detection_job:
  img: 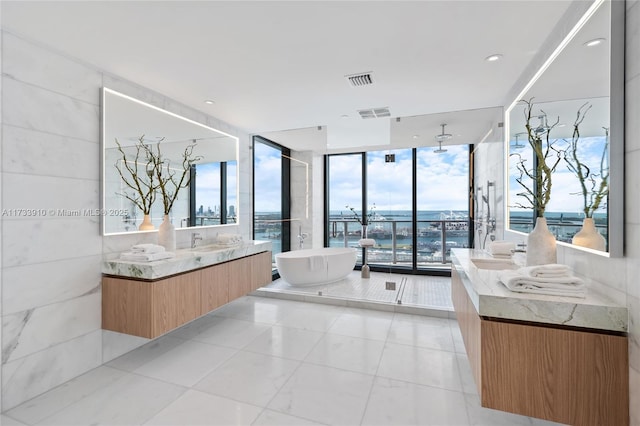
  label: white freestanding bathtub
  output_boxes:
[275,247,358,286]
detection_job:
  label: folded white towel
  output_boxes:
[518,264,572,278]
[308,255,326,271]
[358,238,376,247]
[498,270,586,298]
[489,241,515,256]
[120,251,175,262]
[130,243,165,254]
[490,253,513,259]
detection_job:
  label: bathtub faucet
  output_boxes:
[297,227,309,249]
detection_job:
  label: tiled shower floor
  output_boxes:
[255,271,454,316]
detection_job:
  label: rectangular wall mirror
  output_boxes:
[505,0,624,257]
[101,88,239,235]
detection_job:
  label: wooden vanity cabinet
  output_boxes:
[200,262,230,315]
[452,266,629,426]
[103,251,272,339]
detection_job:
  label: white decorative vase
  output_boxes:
[158,214,176,251]
[139,214,155,231]
[572,217,606,251]
[526,217,557,266]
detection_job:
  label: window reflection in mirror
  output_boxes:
[509,99,609,246]
[102,88,239,235]
[191,160,238,227]
[505,0,623,255]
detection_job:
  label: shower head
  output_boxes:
[433,140,448,154]
[512,133,526,150]
[433,124,450,153]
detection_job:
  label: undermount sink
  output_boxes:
[192,245,224,252]
[470,258,518,271]
[192,244,243,252]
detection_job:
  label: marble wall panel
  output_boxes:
[2,218,102,268]
[2,174,98,214]
[2,331,102,410]
[2,77,98,143]
[628,0,640,81]
[625,77,640,154]
[2,255,101,315]
[2,292,101,363]
[626,150,640,226]
[2,126,99,180]
[2,32,102,104]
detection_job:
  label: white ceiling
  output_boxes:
[2,0,579,152]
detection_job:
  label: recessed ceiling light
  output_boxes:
[340,114,349,119]
[584,38,605,47]
[412,135,419,139]
[204,99,215,105]
[485,54,503,62]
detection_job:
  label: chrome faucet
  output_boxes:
[297,226,308,249]
[191,232,202,248]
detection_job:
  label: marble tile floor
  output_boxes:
[2,296,564,426]
[255,271,455,317]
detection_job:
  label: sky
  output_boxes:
[194,161,237,213]
[328,145,470,215]
[253,143,471,215]
[254,142,283,212]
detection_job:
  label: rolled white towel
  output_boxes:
[498,270,586,298]
[358,238,376,247]
[488,240,515,256]
[131,243,165,254]
[120,251,175,262]
[518,264,573,279]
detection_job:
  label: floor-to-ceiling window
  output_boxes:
[326,153,364,261]
[415,144,471,264]
[365,149,414,270]
[326,145,471,273]
[253,136,290,267]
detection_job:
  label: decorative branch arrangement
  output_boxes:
[114,136,202,216]
[346,203,376,225]
[510,98,564,217]
[150,141,203,215]
[114,136,158,215]
[563,103,609,218]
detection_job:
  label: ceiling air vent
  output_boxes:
[358,107,391,119]
[346,72,374,87]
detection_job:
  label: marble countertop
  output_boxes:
[451,248,627,333]
[103,240,272,280]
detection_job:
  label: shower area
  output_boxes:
[255,142,474,315]
[257,270,454,316]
